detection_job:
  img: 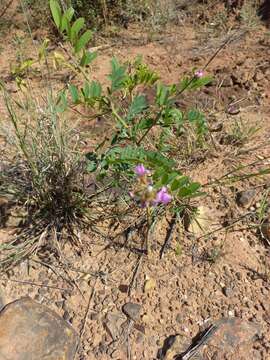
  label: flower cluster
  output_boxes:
[130,164,172,208]
[194,69,204,78]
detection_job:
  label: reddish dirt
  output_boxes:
[1,1,270,360]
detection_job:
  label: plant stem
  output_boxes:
[145,206,152,255]
[136,110,162,145]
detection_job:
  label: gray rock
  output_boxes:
[158,318,261,360]
[104,312,126,341]
[122,302,142,321]
[0,286,5,312]
[0,297,79,360]
[261,218,270,242]
[236,189,255,207]
[222,286,234,297]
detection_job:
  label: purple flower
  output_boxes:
[154,187,172,205]
[195,69,204,78]
[135,164,150,177]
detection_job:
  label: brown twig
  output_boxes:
[5,278,71,292]
[80,279,97,340]
[178,324,218,360]
[0,0,14,19]
[128,255,143,296]
[160,215,178,259]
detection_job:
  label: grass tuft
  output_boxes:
[0,87,90,269]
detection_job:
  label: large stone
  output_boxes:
[122,302,142,322]
[194,318,261,359]
[236,189,255,208]
[0,297,79,360]
[158,318,261,360]
[0,286,5,311]
[104,312,126,341]
[186,206,212,236]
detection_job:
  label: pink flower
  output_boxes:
[135,164,150,177]
[154,187,172,205]
[195,69,204,78]
[129,191,135,198]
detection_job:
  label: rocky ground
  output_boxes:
[1,1,270,359]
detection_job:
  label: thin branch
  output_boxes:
[0,0,14,19]
[128,255,143,296]
[5,278,71,292]
[160,215,178,259]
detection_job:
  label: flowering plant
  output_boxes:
[131,164,172,208]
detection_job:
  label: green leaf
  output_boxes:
[167,108,183,125]
[105,146,175,170]
[156,83,170,106]
[80,50,97,67]
[70,17,85,44]
[127,95,148,121]
[65,7,74,21]
[60,16,69,33]
[188,109,201,123]
[171,176,189,191]
[154,170,181,189]
[190,76,213,89]
[69,84,79,103]
[60,8,74,32]
[179,76,213,92]
[136,118,154,130]
[89,80,102,98]
[49,0,62,29]
[82,81,102,103]
[86,152,98,172]
[56,91,68,113]
[178,182,201,198]
[74,30,92,53]
[108,58,127,92]
[161,173,169,185]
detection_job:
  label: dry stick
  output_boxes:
[179,324,218,360]
[5,278,71,292]
[32,259,86,301]
[31,258,75,289]
[160,215,178,259]
[237,140,270,155]
[80,279,97,339]
[196,211,253,241]
[126,320,134,360]
[74,279,98,358]
[128,255,144,296]
[60,262,87,302]
[0,0,14,19]
[203,156,270,187]
[61,262,108,281]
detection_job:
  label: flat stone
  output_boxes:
[261,218,270,242]
[0,286,5,312]
[0,297,79,360]
[122,302,142,321]
[222,286,234,297]
[195,318,261,360]
[144,278,156,292]
[157,318,261,360]
[236,189,255,207]
[104,312,126,341]
[186,206,212,236]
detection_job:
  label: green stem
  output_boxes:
[110,100,128,128]
[136,109,162,146]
